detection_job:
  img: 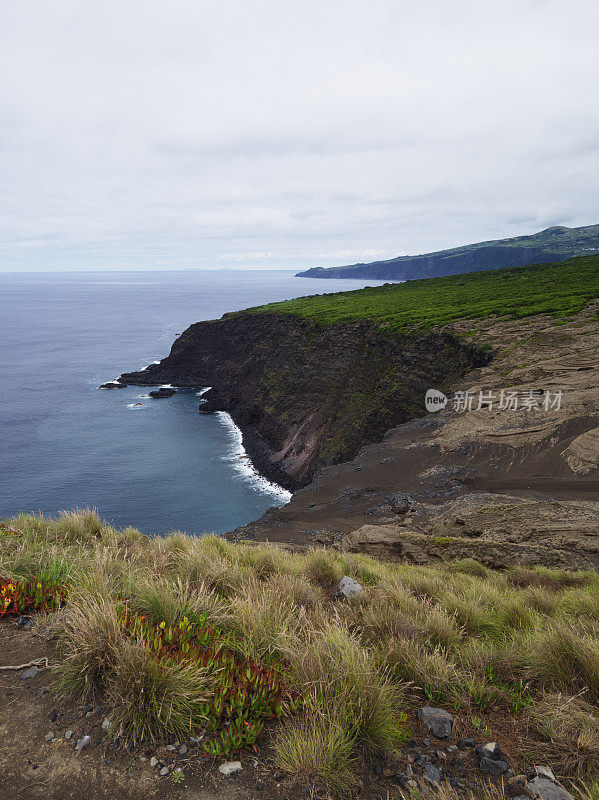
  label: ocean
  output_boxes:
[0,270,386,535]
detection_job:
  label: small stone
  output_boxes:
[159,766,169,776]
[101,718,111,731]
[178,744,188,755]
[75,735,91,756]
[423,737,431,747]
[526,778,575,800]
[475,742,502,761]
[446,745,457,753]
[17,615,35,629]
[190,735,203,743]
[65,730,73,740]
[392,773,409,787]
[48,710,58,723]
[332,575,363,599]
[45,732,54,741]
[150,757,159,768]
[82,704,93,716]
[418,707,454,740]
[424,763,441,785]
[51,737,58,743]
[218,761,242,776]
[459,738,476,748]
[435,750,447,762]
[535,766,556,782]
[20,666,39,681]
[480,758,509,778]
[166,744,176,752]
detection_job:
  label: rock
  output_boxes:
[148,387,176,398]
[218,761,242,776]
[475,742,502,761]
[423,763,441,785]
[418,706,454,740]
[526,777,575,800]
[423,737,431,747]
[150,757,159,768]
[20,666,39,680]
[75,735,91,756]
[179,745,188,755]
[392,773,409,787]
[16,615,34,629]
[166,744,176,751]
[535,766,556,782]
[99,381,126,389]
[101,718,111,730]
[458,738,476,748]
[416,755,428,767]
[45,732,54,741]
[446,745,457,753]
[480,758,509,777]
[65,730,73,740]
[190,735,203,743]
[332,575,363,599]
[159,766,170,776]
[385,492,413,514]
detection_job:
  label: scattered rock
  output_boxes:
[480,758,509,778]
[178,744,188,755]
[392,773,409,787]
[418,706,454,740]
[332,575,363,599]
[218,761,242,776]
[65,730,73,740]
[150,757,159,768]
[423,737,431,747]
[458,738,476,748]
[423,763,441,785]
[75,735,91,756]
[16,615,34,629]
[159,766,170,776]
[166,744,176,752]
[535,766,556,782]
[101,718,111,731]
[45,732,54,741]
[475,742,502,761]
[526,777,575,800]
[20,666,39,680]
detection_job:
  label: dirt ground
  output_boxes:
[228,302,599,569]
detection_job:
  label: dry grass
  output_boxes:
[2,509,599,793]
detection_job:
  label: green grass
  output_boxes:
[2,510,599,793]
[243,254,599,331]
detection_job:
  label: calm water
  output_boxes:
[0,270,386,535]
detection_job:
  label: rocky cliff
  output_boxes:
[118,313,491,489]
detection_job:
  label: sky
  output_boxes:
[1,0,598,272]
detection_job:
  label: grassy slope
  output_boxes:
[249,254,599,331]
[2,510,599,795]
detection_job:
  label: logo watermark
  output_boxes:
[425,388,563,413]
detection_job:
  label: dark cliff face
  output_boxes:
[119,313,492,489]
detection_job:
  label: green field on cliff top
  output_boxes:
[246,254,599,330]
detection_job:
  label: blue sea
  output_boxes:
[0,270,386,535]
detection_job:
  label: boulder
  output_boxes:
[148,387,176,398]
[480,758,509,777]
[475,742,502,761]
[418,706,453,740]
[333,575,363,599]
[218,761,242,776]
[98,381,126,389]
[527,777,575,800]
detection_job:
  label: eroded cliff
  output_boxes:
[118,313,491,488]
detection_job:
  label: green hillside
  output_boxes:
[248,253,599,331]
[296,224,599,281]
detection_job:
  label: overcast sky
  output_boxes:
[1,1,598,271]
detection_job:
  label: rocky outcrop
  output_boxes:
[118,313,491,489]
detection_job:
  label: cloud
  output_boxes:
[1,0,598,270]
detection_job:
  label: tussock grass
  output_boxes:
[2,510,599,793]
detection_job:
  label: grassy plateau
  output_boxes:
[2,510,599,796]
[247,253,599,331]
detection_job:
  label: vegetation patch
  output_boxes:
[2,509,599,794]
[243,254,599,331]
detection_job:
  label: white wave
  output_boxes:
[196,386,212,397]
[160,384,174,389]
[127,403,146,409]
[141,360,161,371]
[215,411,292,503]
